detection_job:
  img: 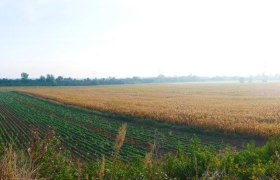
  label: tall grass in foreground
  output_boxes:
[1,124,280,179]
[113,123,127,162]
[0,145,36,179]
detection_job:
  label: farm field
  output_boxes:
[17,83,280,137]
[0,91,263,161]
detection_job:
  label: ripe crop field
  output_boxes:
[0,91,262,161]
[18,83,280,137]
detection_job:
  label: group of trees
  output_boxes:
[0,73,279,86]
[239,73,270,83]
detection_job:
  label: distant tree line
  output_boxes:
[0,73,279,86]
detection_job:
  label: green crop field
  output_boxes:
[0,91,265,161]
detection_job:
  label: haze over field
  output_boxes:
[1,0,280,78]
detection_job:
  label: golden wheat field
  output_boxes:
[17,83,280,137]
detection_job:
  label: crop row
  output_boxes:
[0,92,148,161]
[0,91,255,161]
[10,92,228,151]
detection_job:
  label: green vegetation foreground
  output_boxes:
[0,128,280,180]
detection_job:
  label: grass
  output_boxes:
[17,83,280,137]
[0,127,280,179]
[0,145,36,179]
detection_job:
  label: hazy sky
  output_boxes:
[1,0,280,78]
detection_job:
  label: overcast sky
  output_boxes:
[0,0,280,78]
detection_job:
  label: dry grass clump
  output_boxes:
[0,146,37,180]
[144,144,155,168]
[17,83,280,136]
[113,123,127,162]
[98,155,106,180]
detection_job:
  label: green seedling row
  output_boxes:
[0,91,259,161]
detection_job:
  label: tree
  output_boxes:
[46,74,56,84]
[39,76,46,82]
[21,72,29,81]
[56,76,64,82]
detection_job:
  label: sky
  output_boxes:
[0,0,280,79]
